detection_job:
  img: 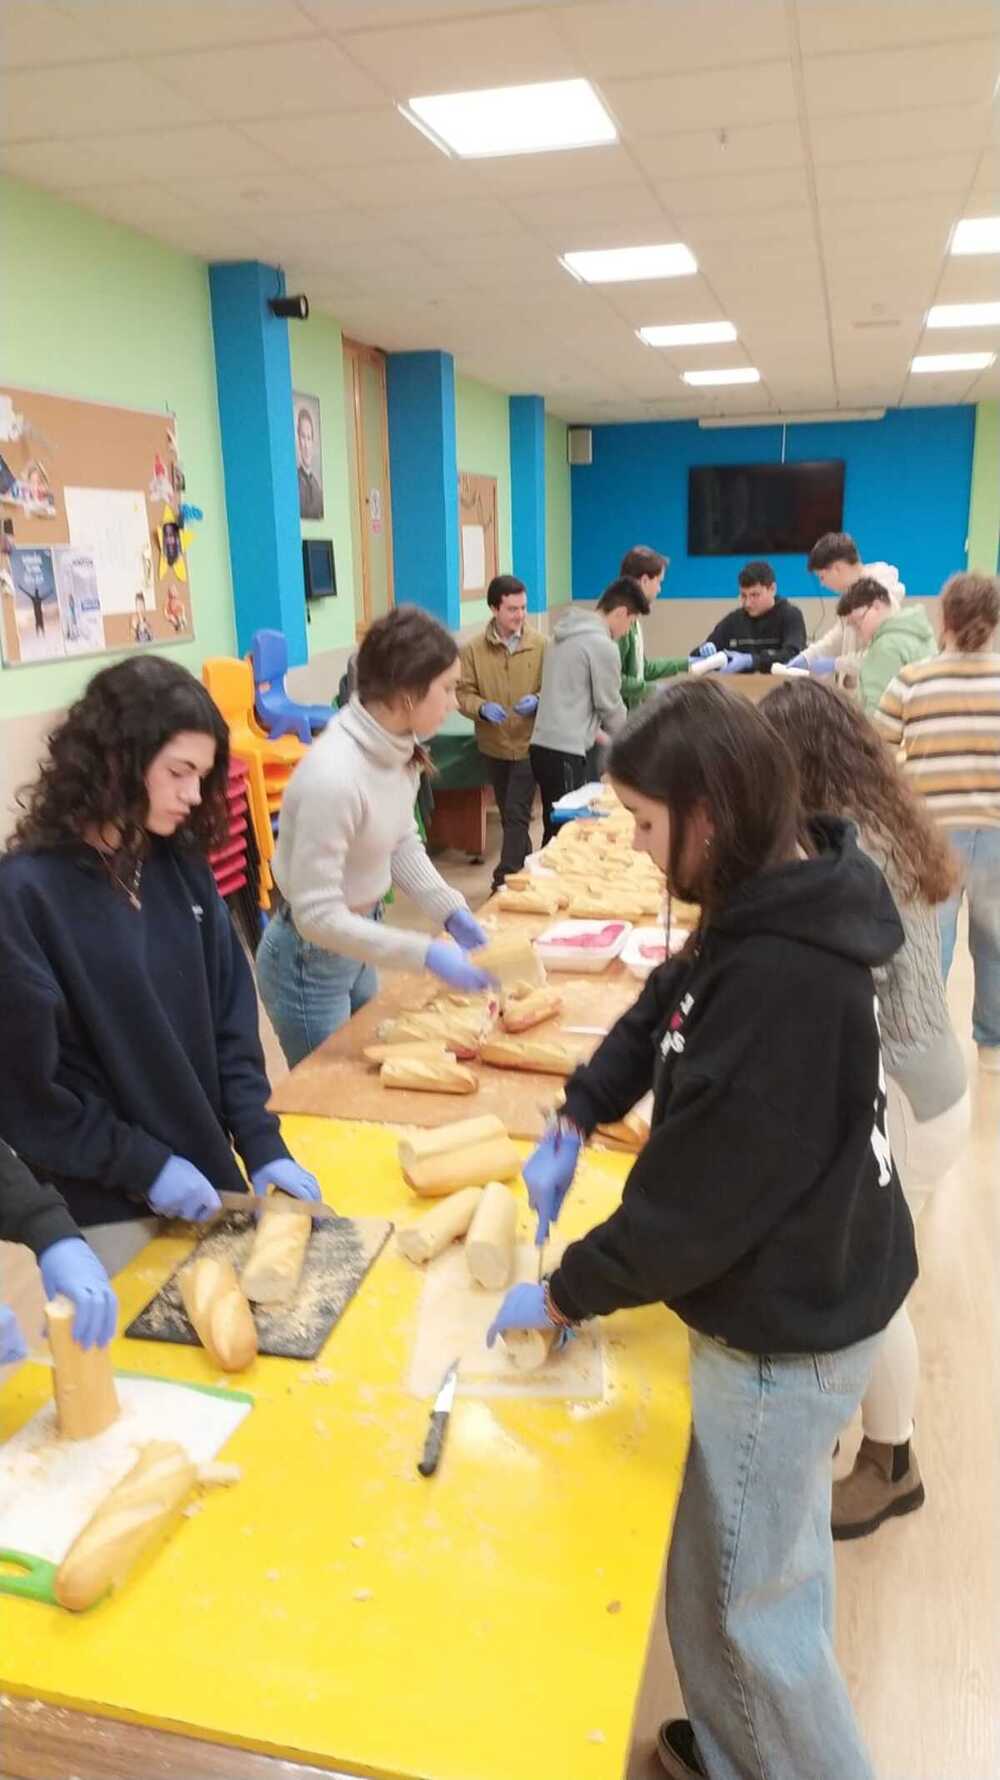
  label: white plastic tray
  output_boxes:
[534,918,632,973]
[551,781,605,811]
[620,924,688,980]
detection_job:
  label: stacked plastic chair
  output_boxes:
[250,629,332,742]
[202,657,307,905]
[208,756,263,950]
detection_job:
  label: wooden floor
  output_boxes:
[3,803,995,1780]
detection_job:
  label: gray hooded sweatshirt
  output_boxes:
[530,608,628,756]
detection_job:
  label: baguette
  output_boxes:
[398,1114,506,1171]
[500,986,563,1033]
[45,1296,119,1441]
[396,1187,483,1264]
[178,1256,258,1372]
[500,1327,556,1372]
[464,1179,518,1290]
[595,1109,651,1151]
[240,1201,312,1307]
[472,932,546,990]
[402,1137,521,1197]
[363,1038,455,1065]
[380,1054,478,1094]
[496,882,568,916]
[55,1441,197,1611]
[479,1035,578,1076]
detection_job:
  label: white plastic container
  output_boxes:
[534,919,632,974]
[621,925,688,981]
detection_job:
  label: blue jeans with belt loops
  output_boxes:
[256,904,382,1069]
[666,1329,882,1780]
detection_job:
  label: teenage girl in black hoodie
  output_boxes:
[488,680,916,1780]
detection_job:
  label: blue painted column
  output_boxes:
[208,261,306,664]
[385,350,459,628]
[509,394,547,614]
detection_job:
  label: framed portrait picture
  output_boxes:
[293,391,324,521]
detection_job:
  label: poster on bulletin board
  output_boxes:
[0,384,197,669]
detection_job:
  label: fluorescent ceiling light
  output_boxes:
[951,216,1000,255]
[910,351,996,373]
[682,367,760,386]
[561,242,697,284]
[639,321,737,347]
[699,409,885,428]
[927,301,1000,329]
[400,78,616,160]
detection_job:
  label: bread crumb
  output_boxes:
[198,1460,242,1487]
[182,1500,206,1518]
[606,1599,622,1614]
[265,1569,281,1582]
[350,1535,365,1548]
[586,1729,605,1744]
[352,1587,373,1602]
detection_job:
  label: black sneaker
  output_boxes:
[656,1718,708,1778]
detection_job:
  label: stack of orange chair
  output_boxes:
[202,657,307,907]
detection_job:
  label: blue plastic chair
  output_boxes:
[250,630,332,743]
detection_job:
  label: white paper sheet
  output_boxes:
[461,522,486,592]
[64,486,154,615]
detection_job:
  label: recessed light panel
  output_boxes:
[561,243,697,284]
[682,367,760,386]
[951,217,1000,256]
[910,352,996,373]
[401,78,617,159]
[638,321,737,347]
[927,302,1000,329]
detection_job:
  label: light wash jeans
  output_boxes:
[938,826,1000,1049]
[666,1329,882,1780]
[256,904,381,1069]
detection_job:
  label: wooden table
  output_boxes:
[0,1117,690,1780]
[268,908,643,1140]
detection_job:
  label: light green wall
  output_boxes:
[454,374,513,629]
[0,178,235,719]
[288,312,358,656]
[545,414,572,607]
[967,400,1000,572]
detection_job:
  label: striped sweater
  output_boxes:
[874,651,1000,830]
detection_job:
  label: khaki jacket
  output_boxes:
[457,620,547,760]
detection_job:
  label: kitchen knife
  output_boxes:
[418,1358,459,1477]
[210,1191,339,1223]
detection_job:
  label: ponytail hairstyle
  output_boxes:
[940,571,1000,653]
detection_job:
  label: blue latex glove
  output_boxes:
[721,651,754,675]
[426,939,493,993]
[0,1304,27,1366]
[486,1282,557,1347]
[808,656,837,677]
[692,642,716,659]
[480,702,507,724]
[148,1155,221,1222]
[786,652,807,671]
[513,693,538,717]
[523,1125,582,1245]
[444,907,489,952]
[250,1157,321,1202]
[39,1238,117,1350]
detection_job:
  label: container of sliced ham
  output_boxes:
[533,919,632,973]
[620,925,689,980]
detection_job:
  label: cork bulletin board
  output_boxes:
[459,470,499,602]
[0,384,195,669]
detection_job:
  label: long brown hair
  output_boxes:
[607,679,804,916]
[760,679,956,905]
[941,571,1000,652]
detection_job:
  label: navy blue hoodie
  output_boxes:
[550,819,917,1354]
[0,839,288,1228]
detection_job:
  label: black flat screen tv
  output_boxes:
[302,537,336,598]
[688,460,845,556]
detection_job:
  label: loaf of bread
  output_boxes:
[396,1187,483,1264]
[479,1035,578,1076]
[595,1109,651,1151]
[240,1202,312,1307]
[380,1054,478,1094]
[472,932,546,990]
[500,1327,556,1371]
[55,1441,197,1611]
[501,986,562,1033]
[398,1114,521,1197]
[496,881,568,916]
[178,1256,258,1372]
[45,1295,119,1441]
[363,1038,455,1065]
[464,1179,518,1290]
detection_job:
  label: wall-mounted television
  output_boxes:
[688,460,845,556]
[302,538,336,599]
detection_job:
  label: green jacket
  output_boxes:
[618,623,687,710]
[858,606,937,714]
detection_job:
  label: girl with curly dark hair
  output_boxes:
[0,655,320,1271]
[761,678,969,1544]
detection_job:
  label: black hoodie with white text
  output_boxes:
[550,819,917,1354]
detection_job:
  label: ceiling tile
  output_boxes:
[602,275,724,325]
[654,167,811,219]
[141,209,271,261]
[339,11,580,96]
[682,206,814,248]
[508,184,671,244]
[164,169,350,216]
[556,1,789,78]
[302,0,580,25]
[631,121,805,181]
[2,59,202,140]
[352,195,527,241]
[808,102,995,166]
[322,155,482,206]
[242,105,463,171]
[0,1,118,66]
[815,153,980,207]
[0,135,139,187]
[7,124,279,185]
[144,37,385,121]
[58,0,316,54]
[475,143,639,197]
[797,1,999,56]
[602,60,797,135]
[803,39,1000,117]
[934,258,1000,303]
[61,180,188,231]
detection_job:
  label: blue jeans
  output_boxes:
[256,905,380,1069]
[938,827,1000,1049]
[666,1330,881,1780]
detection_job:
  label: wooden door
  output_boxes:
[342,339,394,636]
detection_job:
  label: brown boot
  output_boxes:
[832,1436,925,1540]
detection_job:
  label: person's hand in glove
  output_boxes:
[148,1155,221,1222]
[523,1122,582,1245]
[479,702,507,724]
[39,1238,117,1349]
[808,656,837,677]
[721,651,754,675]
[250,1158,321,1202]
[426,939,494,994]
[444,907,488,952]
[486,1282,557,1346]
[691,642,716,659]
[0,1304,27,1367]
[786,652,807,671]
[513,694,538,717]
